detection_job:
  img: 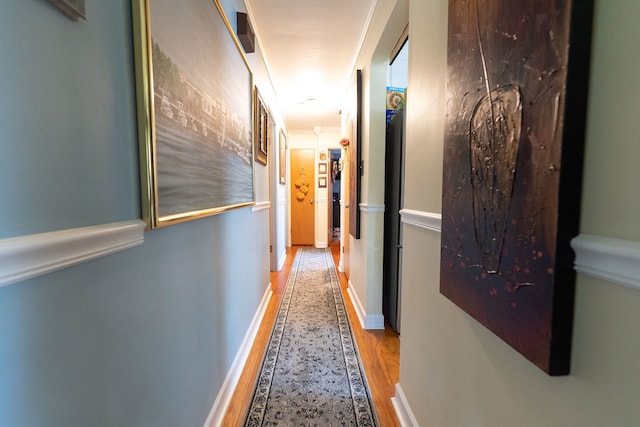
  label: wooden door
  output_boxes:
[290,149,315,245]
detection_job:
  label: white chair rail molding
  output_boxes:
[0,220,146,288]
[571,234,640,292]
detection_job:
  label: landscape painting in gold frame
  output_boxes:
[132,0,255,228]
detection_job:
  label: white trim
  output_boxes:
[345,0,378,99]
[251,201,271,212]
[364,313,385,329]
[0,220,146,288]
[571,234,640,292]
[392,384,420,427]
[347,280,385,330]
[204,284,273,427]
[359,203,385,213]
[347,281,365,327]
[277,249,287,272]
[400,209,442,232]
[244,5,287,135]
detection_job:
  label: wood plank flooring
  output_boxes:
[221,243,401,426]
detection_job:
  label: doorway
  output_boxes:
[329,149,342,246]
[290,149,316,245]
[382,36,408,333]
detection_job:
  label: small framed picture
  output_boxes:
[318,162,327,175]
[318,176,327,188]
[254,87,268,165]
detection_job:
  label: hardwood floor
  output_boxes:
[221,243,401,426]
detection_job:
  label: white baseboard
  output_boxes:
[277,250,287,272]
[204,284,273,427]
[0,220,146,288]
[364,314,385,329]
[392,384,420,427]
[347,281,366,328]
[347,280,384,330]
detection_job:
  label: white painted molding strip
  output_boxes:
[278,250,287,272]
[0,220,146,288]
[251,201,271,212]
[359,203,385,213]
[347,280,385,330]
[204,285,273,427]
[400,209,442,232]
[392,383,420,427]
[571,234,640,292]
[347,281,366,329]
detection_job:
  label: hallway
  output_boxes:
[4,1,640,426]
[223,243,400,425]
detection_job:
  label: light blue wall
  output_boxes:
[0,1,271,425]
[0,0,139,239]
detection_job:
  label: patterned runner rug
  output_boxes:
[244,248,378,426]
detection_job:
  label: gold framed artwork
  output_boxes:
[318,176,327,188]
[131,0,255,228]
[318,162,327,175]
[254,87,268,165]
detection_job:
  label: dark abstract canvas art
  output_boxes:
[349,70,363,239]
[440,0,593,375]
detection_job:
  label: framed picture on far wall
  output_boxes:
[131,0,255,228]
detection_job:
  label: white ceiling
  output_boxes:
[246,0,376,132]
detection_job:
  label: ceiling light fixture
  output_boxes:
[300,98,322,109]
